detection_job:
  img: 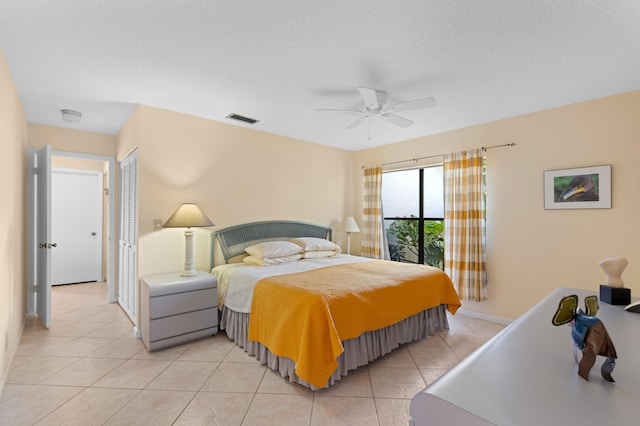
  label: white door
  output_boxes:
[118,150,137,323]
[51,169,103,285]
[33,145,53,328]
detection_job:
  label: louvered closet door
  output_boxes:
[118,149,137,322]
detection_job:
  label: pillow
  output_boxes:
[303,250,339,259]
[290,237,341,252]
[243,254,303,266]
[245,241,303,259]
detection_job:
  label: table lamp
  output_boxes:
[341,216,360,255]
[163,203,214,276]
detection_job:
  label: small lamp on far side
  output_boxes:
[341,216,360,255]
[163,203,214,277]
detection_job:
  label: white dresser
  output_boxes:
[410,287,640,425]
[140,270,218,351]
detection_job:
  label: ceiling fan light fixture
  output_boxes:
[61,109,82,123]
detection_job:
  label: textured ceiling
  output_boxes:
[1,1,639,151]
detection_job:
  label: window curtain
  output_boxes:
[361,166,388,259]
[443,149,488,301]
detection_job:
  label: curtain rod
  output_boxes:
[362,142,516,169]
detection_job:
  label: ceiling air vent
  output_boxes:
[61,109,82,123]
[226,113,259,125]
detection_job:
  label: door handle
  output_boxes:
[38,243,57,249]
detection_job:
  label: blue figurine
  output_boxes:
[552,295,617,382]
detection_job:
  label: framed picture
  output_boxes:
[544,165,611,209]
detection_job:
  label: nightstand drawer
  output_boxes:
[149,307,218,342]
[149,287,217,319]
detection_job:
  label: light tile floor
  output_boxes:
[1,282,504,425]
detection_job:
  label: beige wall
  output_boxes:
[122,105,356,282]
[52,156,105,171]
[0,50,28,391]
[355,91,640,320]
[117,107,140,161]
[29,123,117,157]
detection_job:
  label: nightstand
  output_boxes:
[140,270,218,351]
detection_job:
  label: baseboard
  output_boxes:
[0,315,28,400]
[456,307,513,326]
[0,364,7,400]
[133,327,142,339]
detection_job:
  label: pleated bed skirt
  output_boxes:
[220,304,450,390]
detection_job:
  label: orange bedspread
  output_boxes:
[247,260,461,388]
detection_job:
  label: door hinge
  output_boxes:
[33,166,39,175]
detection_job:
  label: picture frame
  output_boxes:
[544,165,611,210]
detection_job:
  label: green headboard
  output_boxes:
[210,220,332,266]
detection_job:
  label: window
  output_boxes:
[382,166,444,268]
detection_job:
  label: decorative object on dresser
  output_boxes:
[551,294,617,382]
[599,256,631,305]
[140,271,218,351]
[340,216,360,255]
[625,300,640,313]
[162,203,214,277]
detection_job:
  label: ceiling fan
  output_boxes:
[317,87,436,130]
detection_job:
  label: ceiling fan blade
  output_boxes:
[358,87,380,109]
[316,108,363,113]
[385,97,436,113]
[345,115,368,129]
[382,113,413,128]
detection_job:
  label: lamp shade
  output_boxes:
[341,216,360,233]
[163,203,214,228]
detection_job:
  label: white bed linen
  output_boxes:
[211,254,371,312]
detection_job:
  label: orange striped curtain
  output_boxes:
[444,149,488,301]
[362,166,385,259]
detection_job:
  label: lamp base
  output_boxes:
[181,229,197,277]
[600,284,631,305]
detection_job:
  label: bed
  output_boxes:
[210,220,461,390]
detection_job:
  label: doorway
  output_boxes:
[27,147,117,328]
[49,152,116,299]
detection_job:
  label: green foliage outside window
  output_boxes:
[387,217,444,269]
